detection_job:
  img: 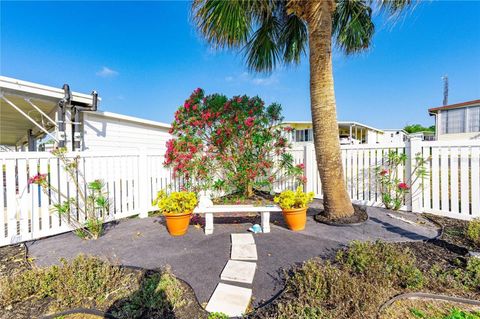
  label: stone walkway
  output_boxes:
[206,233,257,316]
[26,204,439,311]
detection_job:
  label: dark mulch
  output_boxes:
[425,214,479,251]
[212,189,275,206]
[313,205,368,225]
[398,241,467,272]
[2,297,52,319]
[0,244,30,277]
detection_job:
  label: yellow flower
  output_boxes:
[274,186,314,210]
[153,191,198,215]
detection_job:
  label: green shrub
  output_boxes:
[428,257,480,292]
[443,308,480,319]
[336,240,424,289]
[467,218,480,245]
[208,312,230,319]
[263,259,389,319]
[0,255,135,310]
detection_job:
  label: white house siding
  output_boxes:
[437,132,480,141]
[82,112,172,152]
[380,130,408,143]
[366,130,381,144]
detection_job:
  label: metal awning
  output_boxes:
[0,76,96,146]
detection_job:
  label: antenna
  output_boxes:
[441,75,448,106]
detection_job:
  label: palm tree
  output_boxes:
[192,0,412,219]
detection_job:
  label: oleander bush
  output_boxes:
[164,88,304,197]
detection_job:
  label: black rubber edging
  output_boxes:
[422,214,474,256]
[421,214,445,241]
[376,292,480,319]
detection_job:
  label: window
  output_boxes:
[468,106,480,132]
[441,108,465,134]
[294,129,313,142]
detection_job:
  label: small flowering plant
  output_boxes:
[153,190,198,215]
[274,186,314,210]
[29,147,108,239]
[375,151,427,210]
[164,89,304,197]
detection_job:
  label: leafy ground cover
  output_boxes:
[382,300,480,319]
[252,216,480,319]
[0,254,207,319]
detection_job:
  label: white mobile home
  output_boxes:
[0,76,171,152]
[429,99,480,141]
[82,111,171,152]
[380,129,409,143]
[282,120,384,145]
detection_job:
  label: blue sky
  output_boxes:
[1,1,479,129]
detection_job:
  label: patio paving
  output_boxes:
[26,202,439,309]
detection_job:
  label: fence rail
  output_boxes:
[1,139,479,246]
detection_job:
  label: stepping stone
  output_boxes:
[231,233,255,245]
[231,243,257,261]
[206,282,252,317]
[221,260,256,284]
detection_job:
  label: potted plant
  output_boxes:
[274,187,314,231]
[153,190,198,236]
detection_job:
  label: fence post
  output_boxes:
[138,149,149,218]
[406,136,422,213]
[303,145,308,192]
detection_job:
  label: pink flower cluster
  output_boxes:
[398,182,409,190]
[28,173,47,185]
[380,169,389,176]
[244,117,255,127]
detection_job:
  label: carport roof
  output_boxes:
[0,76,96,145]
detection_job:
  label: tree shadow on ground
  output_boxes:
[106,269,177,319]
[369,216,432,241]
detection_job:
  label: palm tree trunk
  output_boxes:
[306,0,354,218]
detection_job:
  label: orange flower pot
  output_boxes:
[164,212,192,236]
[282,207,307,231]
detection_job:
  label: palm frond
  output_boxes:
[333,0,375,54]
[279,14,308,64]
[243,14,282,72]
[192,0,254,48]
[374,0,414,15]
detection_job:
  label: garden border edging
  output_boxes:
[376,292,480,319]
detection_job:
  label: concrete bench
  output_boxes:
[193,204,282,235]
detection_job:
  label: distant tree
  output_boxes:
[404,124,435,134]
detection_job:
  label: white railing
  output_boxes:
[1,139,479,246]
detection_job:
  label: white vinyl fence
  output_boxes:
[1,138,479,246]
[0,151,175,246]
[302,138,480,221]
